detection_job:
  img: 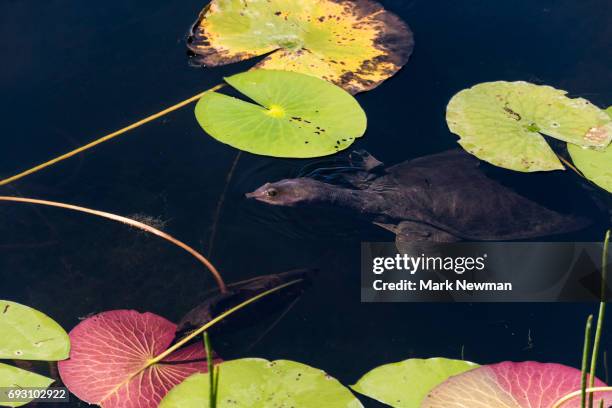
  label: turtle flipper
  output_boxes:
[349,150,384,171]
[323,150,384,189]
[301,150,383,190]
[375,221,460,255]
[395,221,460,243]
[374,221,460,243]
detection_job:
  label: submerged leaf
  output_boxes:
[177,268,312,337]
[0,363,54,408]
[568,106,612,193]
[58,310,217,408]
[421,361,612,407]
[188,0,413,94]
[0,300,69,361]
[159,358,363,408]
[195,70,367,157]
[447,81,612,172]
[351,358,478,407]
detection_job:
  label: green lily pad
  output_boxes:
[0,363,54,408]
[351,358,479,408]
[0,300,69,361]
[188,0,414,94]
[447,81,612,172]
[568,106,612,193]
[195,70,367,158]
[159,358,364,408]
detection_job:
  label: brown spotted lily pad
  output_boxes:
[188,0,414,94]
[159,359,364,408]
[447,81,612,172]
[195,70,367,157]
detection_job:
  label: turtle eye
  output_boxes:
[266,188,278,197]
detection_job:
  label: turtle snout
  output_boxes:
[245,183,272,200]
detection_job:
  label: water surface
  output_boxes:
[1,0,611,406]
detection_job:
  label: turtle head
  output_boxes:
[246,178,326,207]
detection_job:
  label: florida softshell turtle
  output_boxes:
[246,150,587,244]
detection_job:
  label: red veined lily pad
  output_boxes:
[58,310,219,408]
[421,361,612,408]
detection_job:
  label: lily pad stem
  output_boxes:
[555,230,611,408]
[204,332,218,408]
[146,279,302,367]
[208,151,241,258]
[582,315,594,408]
[589,230,610,407]
[0,196,227,293]
[553,387,612,408]
[0,84,225,186]
[557,155,585,178]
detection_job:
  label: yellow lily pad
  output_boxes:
[447,81,612,172]
[568,106,612,193]
[188,0,414,94]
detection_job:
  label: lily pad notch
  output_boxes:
[58,279,303,408]
[58,309,214,408]
[446,81,612,173]
[195,70,367,157]
[0,0,414,185]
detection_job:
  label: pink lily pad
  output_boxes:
[422,361,612,407]
[58,310,217,408]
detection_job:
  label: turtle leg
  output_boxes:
[374,220,461,244]
[349,150,384,171]
[379,221,461,255]
[375,221,460,255]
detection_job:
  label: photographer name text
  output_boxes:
[373,279,512,291]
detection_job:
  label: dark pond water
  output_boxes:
[1,0,611,406]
